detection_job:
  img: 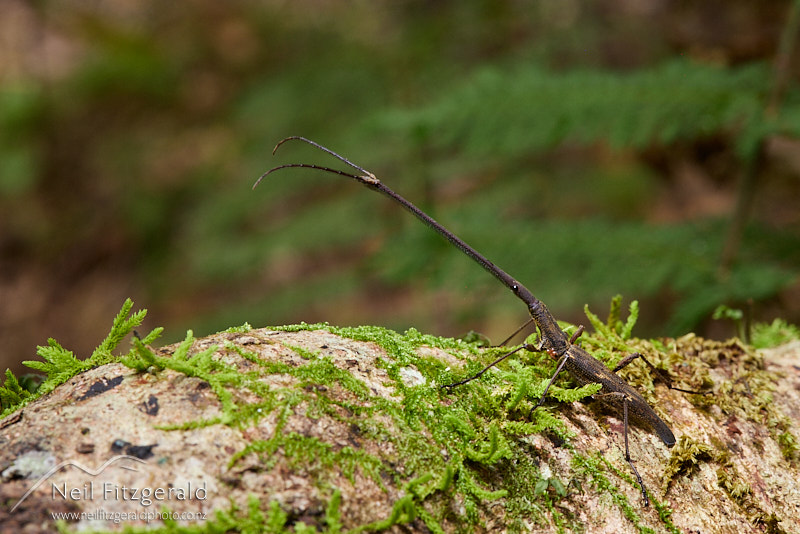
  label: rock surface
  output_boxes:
[1,328,799,533]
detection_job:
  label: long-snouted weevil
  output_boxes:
[255,136,695,507]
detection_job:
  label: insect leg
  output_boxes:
[496,317,534,347]
[595,391,650,506]
[623,393,650,507]
[568,325,585,344]
[613,353,709,395]
[442,344,537,389]
[528,351,572,419]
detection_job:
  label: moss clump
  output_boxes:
[751,318,800,349]
[662,436,715,492]
[9,296,800,532]
[1,298,149,418]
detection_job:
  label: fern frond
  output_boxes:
[383,59,774,157]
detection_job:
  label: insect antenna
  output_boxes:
[253,137,378,190]
[255,136,570,357]
[253,163,362,190]
[274,136,373,175]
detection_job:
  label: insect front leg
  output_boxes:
[441,344,533,389]
[528,350,572,419]
[496,317,535,347]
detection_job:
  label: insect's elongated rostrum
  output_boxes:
[255,136,676,507]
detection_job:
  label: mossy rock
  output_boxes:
[1,315,800,533]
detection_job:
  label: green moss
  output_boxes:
[248,322,601,530]
[123,330,248,423]
[248,307,692,532]
[777,431,799,460]
[222,323,254,334]
[673,335,800,462]
[752,318,800,348]
[1,298,149,419]
[585,297,800,470]
[17,296,800,533]
[662,436,715,493]
[579,298,797,531]
[236,432,386,486]
[659,434,789,532]
[0,369,34,411]
[571,453,656,534]
[716,467,752,501]
[503,449,579,533]
[715,462,786,532]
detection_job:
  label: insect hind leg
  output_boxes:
[594,390,650,506]
[613,352,709,395]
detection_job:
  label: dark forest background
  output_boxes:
[1,0,799,377]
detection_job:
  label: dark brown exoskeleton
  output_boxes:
[255,136,688,506]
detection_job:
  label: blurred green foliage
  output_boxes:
[752,318,800,348]
[1,1,798,360]
[377,60,778,157]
